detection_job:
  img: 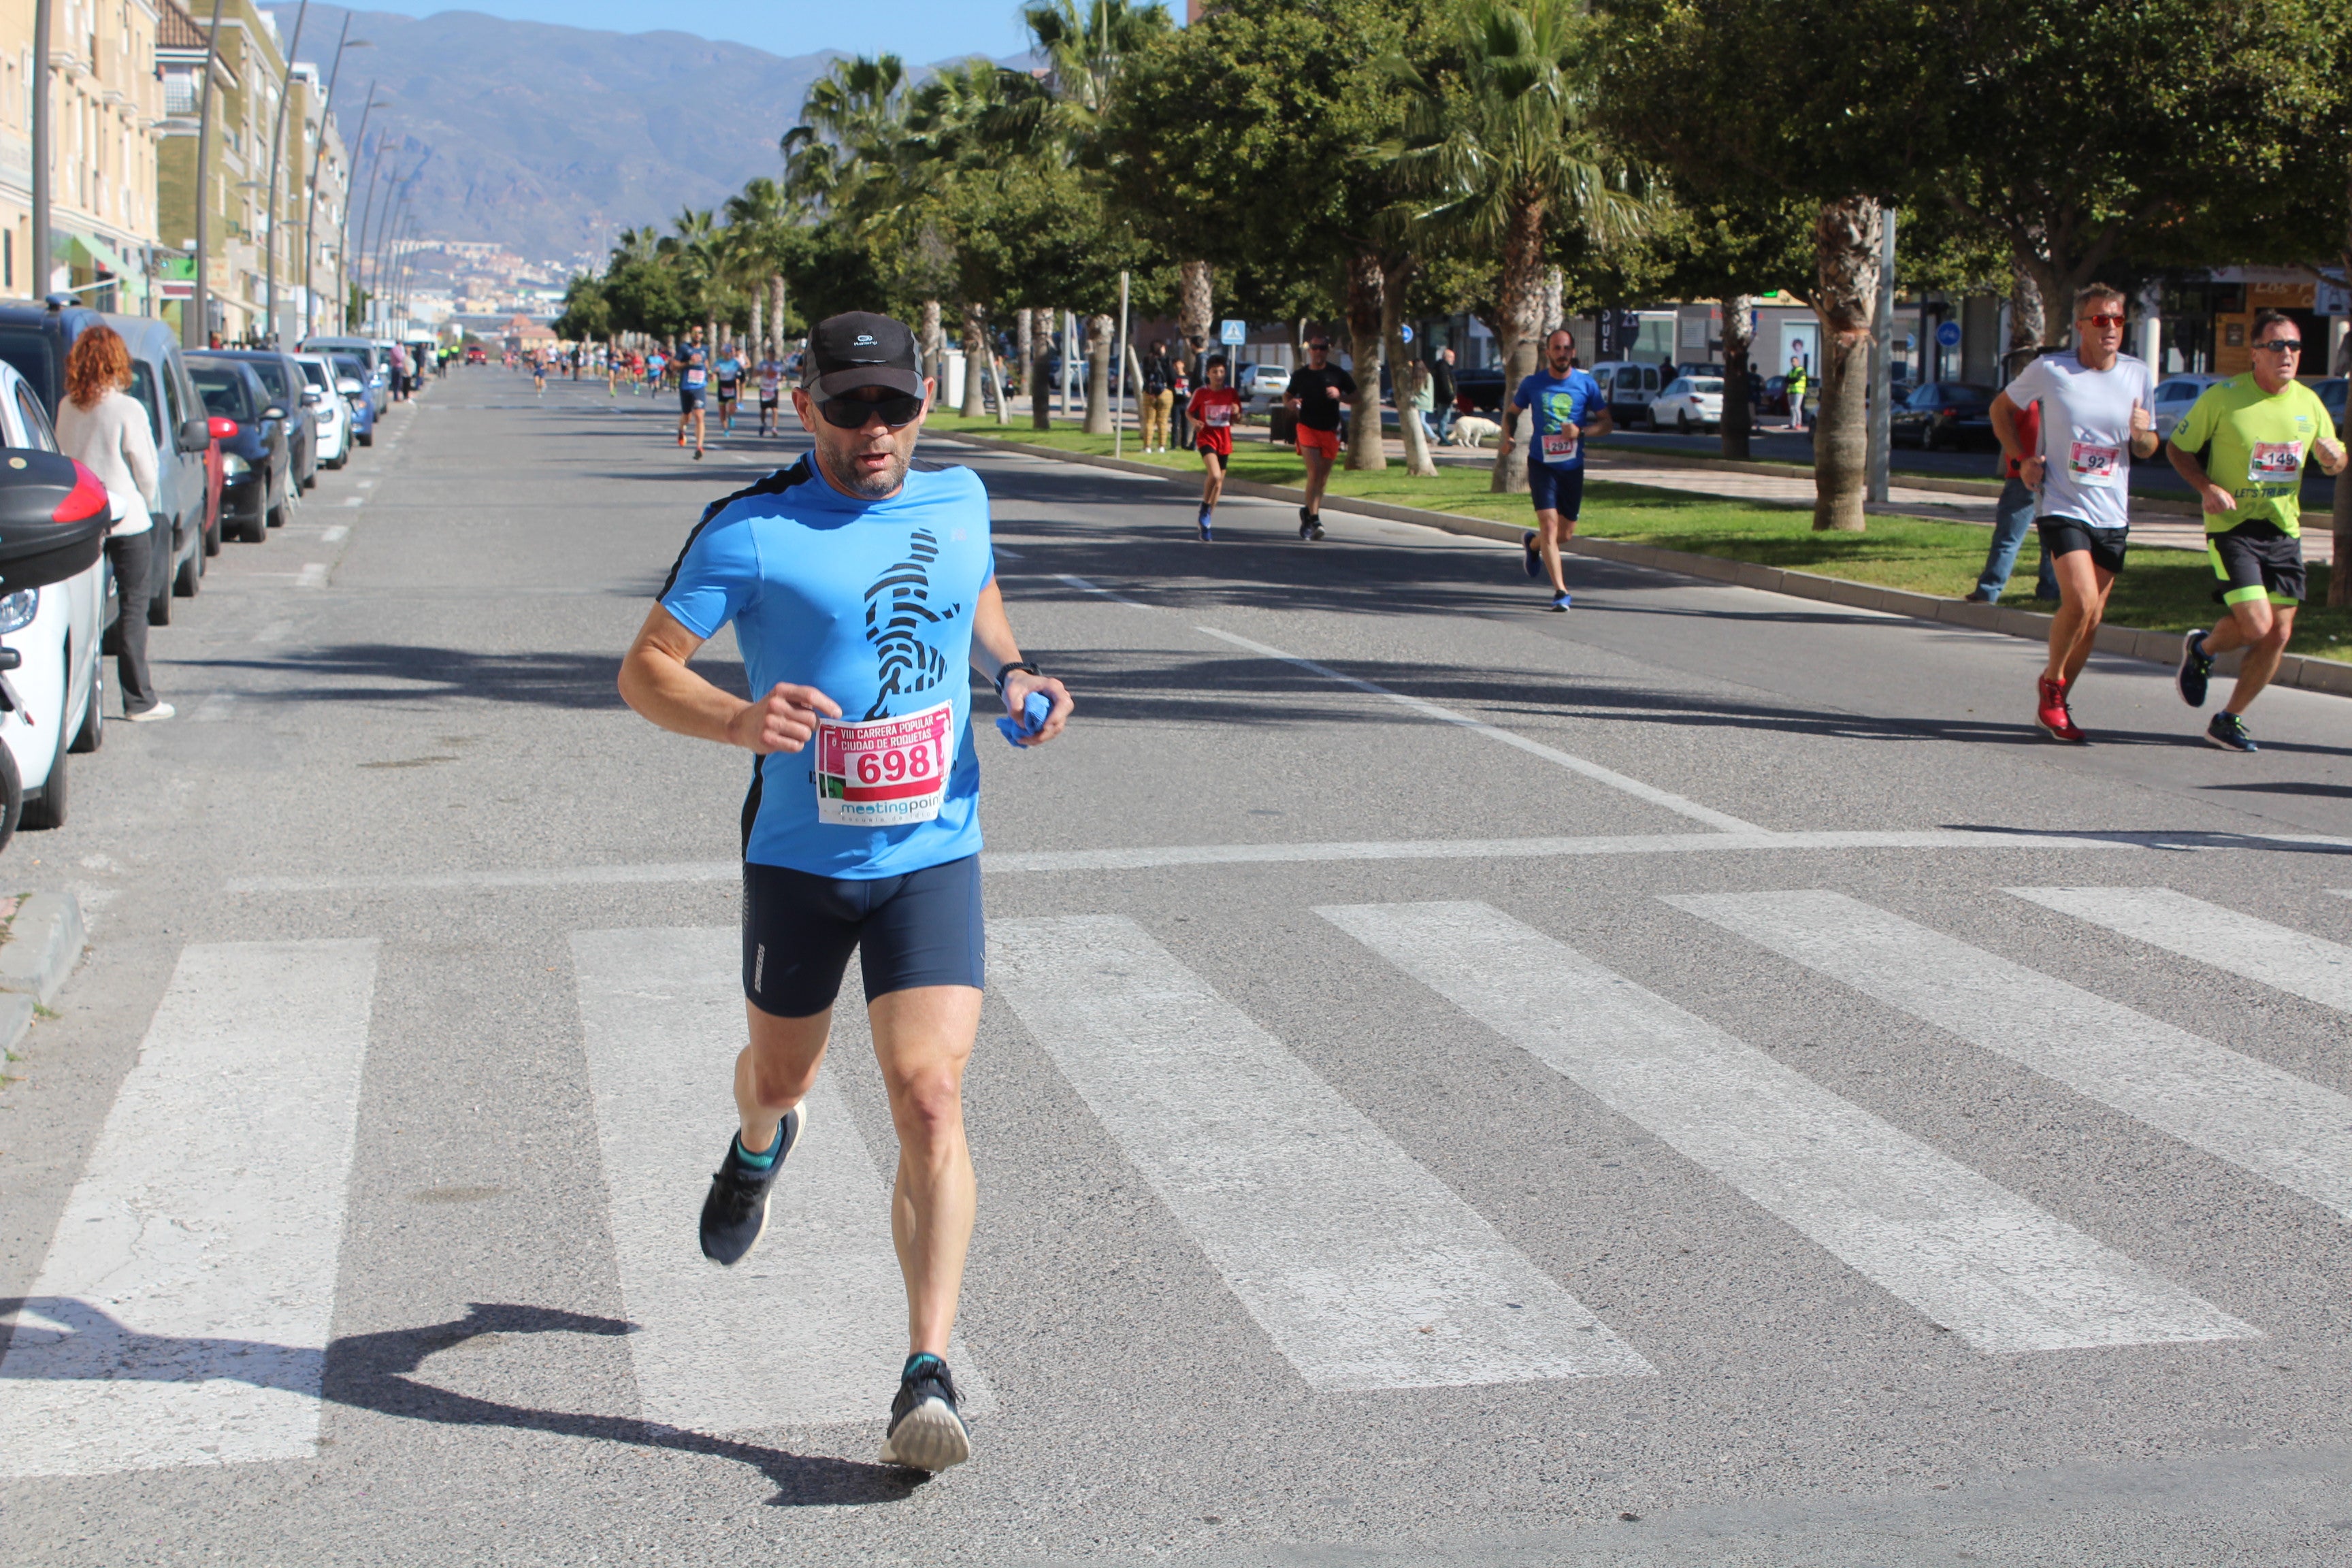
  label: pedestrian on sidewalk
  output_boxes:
[1966,396,2060,604]
[2166,309,2349,752]
[1785,353,1808,434]
[56,325,171,721]
[1430,346,1458,444]
[1171,354,1192,450]
[1284,337,1354,540]
[1141,341,1175,453]
[1188,355,1241,541]
[1989,284,2157,744]
[1498,327,1609,613]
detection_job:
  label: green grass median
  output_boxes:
[930,413,2351,664]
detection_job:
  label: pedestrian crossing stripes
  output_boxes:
[0,940,379,1477]
[570,928,994,1433]
[991,915,1653,1389]
[2007,886,2352,1015]
[1670,891,2352,1223]
[1322,902,2251,1352]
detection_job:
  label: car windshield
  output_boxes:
[1690,380,1723,393]
[2155,380,2206,402]
[189,365,252,420]
[297,360,331,389]
[242,359,294,402]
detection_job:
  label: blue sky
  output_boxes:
[351,1,1041,61]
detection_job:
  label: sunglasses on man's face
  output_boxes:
[817,393,924,429]
[2081,312,2126,329]
[2253,339,2303,355]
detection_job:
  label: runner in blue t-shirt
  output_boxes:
[674,329,710,459]
[620,311,1073,1475]
[1498,329,1612,611]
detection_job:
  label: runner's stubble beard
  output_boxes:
[816,425,915,499]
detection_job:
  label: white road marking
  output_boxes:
[1058,572,1152,609]
[192,691,236,722]
[1673,890,2352,1222]
[1326,901,2252,1352]
[218,829,2152,894]
[320,525,348,544]
[2010,886,2352,1014]
[1192,627,1765,834]
[0,940,379,1476]
[992,915,1651,1388]
[570,928,991,1431]
[356,478,375,488]
[295,564,329,589]
[340,494,363,506]
[253,621,293,644]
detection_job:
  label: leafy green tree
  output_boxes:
[552,274,611,346]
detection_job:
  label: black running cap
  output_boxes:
[804,312,924,399]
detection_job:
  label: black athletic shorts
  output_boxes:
[2208,521,2304,608]
[741,854,983,1018]
[2036,517,2128,575]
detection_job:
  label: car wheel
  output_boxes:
[303,470,317,491]
[358,430,373,447]
[68,679,101,755]
[148,577,169,627]
[20,712,67,831]
[175,542,201,598]
[243,504,269,544]
[267,497,288,529]
[204,515,222,557]
[0,742,20,855]
[1676,411,1693,435]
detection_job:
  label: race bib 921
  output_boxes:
[814,699,953,826]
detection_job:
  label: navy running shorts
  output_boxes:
[741,854,984,1018]
[1529,461,1584,518]
[2037,516,2127,576]
[680,387,707,412]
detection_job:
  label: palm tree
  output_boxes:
[1021,1,1173,145]
[723,177,795,359]
[1388,0,1647,491]
[659,208,728,350]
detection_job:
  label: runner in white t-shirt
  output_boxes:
[1989,284,2157,744]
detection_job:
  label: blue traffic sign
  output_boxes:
[1219,319,1247,345]
[1399,323,1414,344]
[1936,320,1963,348]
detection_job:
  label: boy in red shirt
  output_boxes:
[1188,355,1240,542]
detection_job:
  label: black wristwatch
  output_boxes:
[992,659,1042,694]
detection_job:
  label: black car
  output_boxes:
[1449,365,1507,413]
[186,356,292,542]
[1891,381,1997,451]
[208,349,317,493]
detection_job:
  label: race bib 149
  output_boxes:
[2248,441,2302,484]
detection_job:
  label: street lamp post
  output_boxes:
[299,22,368,342]
[185,0,228,348]
[261,0,310,344]
[31,0,50,303]
[333,91,389,329]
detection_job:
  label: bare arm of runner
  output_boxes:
[2164,439,2237,516]
[1582,406,1615,440]
[2129,401,2157,459]
[1989,392,2043,489]
[618,604,842,753]
[968,576,1073,747]
[2317,434,2348,475]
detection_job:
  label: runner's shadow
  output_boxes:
[2,1299,921,1507]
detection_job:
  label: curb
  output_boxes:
[0,891,86,1007]
[938,431,2352,701]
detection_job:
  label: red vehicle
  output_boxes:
[200,415,233,557]
[466,345,487,365]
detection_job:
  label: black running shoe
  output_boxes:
[878,1353,971,1471]
[2205,711,2257,753]
[698,1104,803,1265]
[2176,630,2212,708]
[1522,530,1542,580]
[1307,517,1326,541]
[1298,506,1313,539]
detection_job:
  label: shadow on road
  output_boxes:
[180,646,750,711]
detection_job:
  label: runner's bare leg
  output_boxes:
[870,984,981,1356]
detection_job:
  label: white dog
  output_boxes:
[1447,414,1502,448]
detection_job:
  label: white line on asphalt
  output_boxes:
[192,691,236,722]
[357,478,375,488]
[1325,902,2253,1352]
[993,915,1651,1388]
[991,545,1022,559]
[218,829,2153,894]
[296,564,329,589]
[252,622,291,644]
[1058,572,1152,609]
[320,525,348,543]
[570,928,992,1431]
[0,940,379,1476]
[340,495,363,506]
[1671,890,2352,1223]
[2008,886,2352,1015]
[1194,625,1764,834]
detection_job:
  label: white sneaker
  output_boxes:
[126,702,176,723]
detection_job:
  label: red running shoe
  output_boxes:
[2036,674,2085,742]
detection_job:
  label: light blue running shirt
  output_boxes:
[659,455,997,879]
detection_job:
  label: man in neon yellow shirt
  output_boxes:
[2166,309,2348,752]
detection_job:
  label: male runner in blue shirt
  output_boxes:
[1497,329,1610,611]
[619,311,1073,1473]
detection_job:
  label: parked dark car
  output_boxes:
[209,349,316,493]
[0,301,214,629]
[186,356,291,543]
[1449,365,1506,413]
[1891,381,1998,451]
[2317,376,2346,438]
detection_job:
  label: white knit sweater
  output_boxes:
[55,387,159,537]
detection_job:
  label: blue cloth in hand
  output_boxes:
[996,689,1051,747]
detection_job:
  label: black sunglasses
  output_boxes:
[2252,339,2302,354]
[817,392,924,429]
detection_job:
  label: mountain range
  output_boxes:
[260,6,996,266]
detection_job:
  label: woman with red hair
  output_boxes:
[56,325,170,721]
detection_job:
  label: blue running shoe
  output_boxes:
[2205,711,2257,753]
[1548,591,1571,612]
[2176,630,2211,708]
[879,1353,972,1471]
[1522,530,1541,580]
[698,1104,803,1265]
[1198,508,1213,542]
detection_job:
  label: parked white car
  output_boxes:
[293,353,352,468]
[1651,376,1727,434]
[1237,361,1292,416]
[2151,374,2228,442]
[0,359,112,847]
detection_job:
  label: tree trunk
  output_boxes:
[1720,293,1755,461]
[960,301,989,419]
[1343,251,1387,471]
[2336,225,2352,608]
[1539,266,1564,336]
[1810,197,1880,534]
[1031,308,1054,431]
[705,308,719,355]
[1382,251,1434,477]
[772,275,787,358]
[1490,192,1547,493]
[1017,308,1035,399]
[2006,260,2046,380]
[750,297,764,368]
[1083,312,1113,434]
[1178,260,1213,370]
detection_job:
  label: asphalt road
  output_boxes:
[5,372,2352,1566]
